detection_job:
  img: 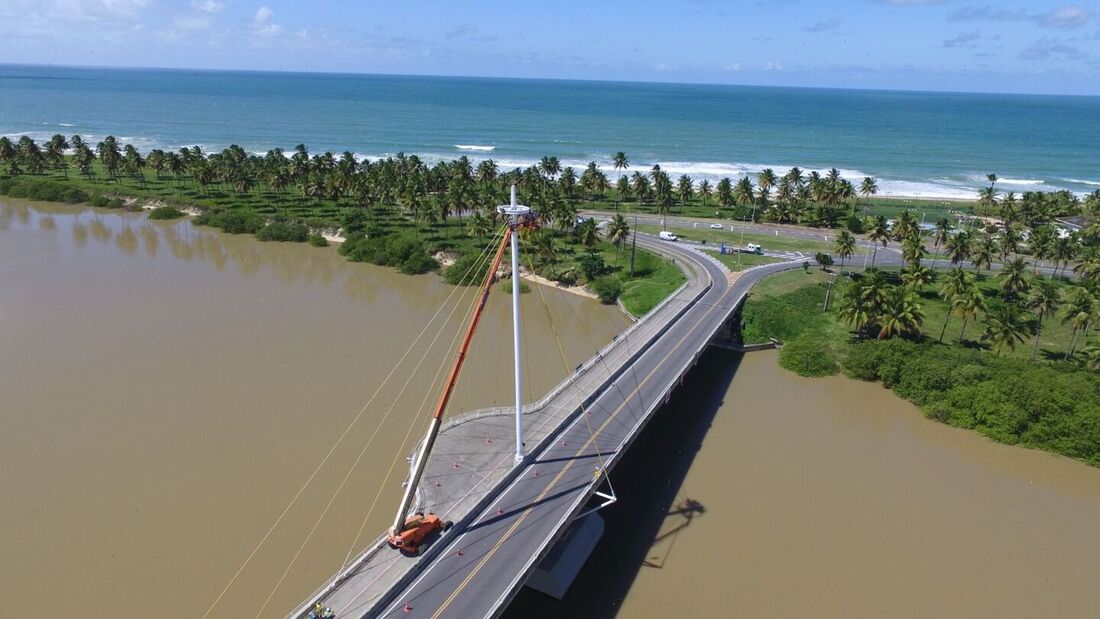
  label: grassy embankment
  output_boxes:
[0,168,684,315]
[635,223,868,256]
[590,195,969,225]
[741,268,1100,466]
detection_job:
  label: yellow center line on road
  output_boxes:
[427,266,732,619]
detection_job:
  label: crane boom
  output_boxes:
[388,230,512,546]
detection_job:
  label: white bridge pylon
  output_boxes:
[498,185,531,464]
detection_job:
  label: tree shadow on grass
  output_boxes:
[503,348,742,619]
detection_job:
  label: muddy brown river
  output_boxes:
[5,200,1100,618]
[0,200,630,617]
[509,349,1100,618]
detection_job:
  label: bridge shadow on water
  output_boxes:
[503,348,744,619]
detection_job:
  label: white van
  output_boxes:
[658,230,678,241]
[746,243,763,254]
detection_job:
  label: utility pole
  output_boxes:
[630,215,638,277]
[499,185,530,463]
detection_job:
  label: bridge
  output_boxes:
[290,233,800,619]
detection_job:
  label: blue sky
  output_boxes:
[1,0,1098,95]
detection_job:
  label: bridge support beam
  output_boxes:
[525,513,605,600]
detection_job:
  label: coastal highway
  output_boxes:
[372,235,799,618]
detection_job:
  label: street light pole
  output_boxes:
[499,185,530,463]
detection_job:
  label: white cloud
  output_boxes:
[253,6,273,24]
[251,5,281,36]
[191,0,223,13]
[1042,5,1092,29]
[173,14,211,31]
[952,4,1092,29]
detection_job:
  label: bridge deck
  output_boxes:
[292,236,798,619]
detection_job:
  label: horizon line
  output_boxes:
[2,61,1096,100]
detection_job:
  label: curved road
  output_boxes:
[371,236,799,618]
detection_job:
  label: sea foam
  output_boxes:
[455,144,495,152]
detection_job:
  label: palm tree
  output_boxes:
[1051,235,1077,278]
[972,234,997,274]
[838,281,875,338]
[981,304,1029,355]
[1026,280,1060,360]
[938,268,972,342]
[466,211,492,238]
[997,257,1031,297]
[612,151,629,187]
[538,156,561,180]
[999,224,1022,260]
[835,230,856,274]
[676,175,694,205]
[866,215,890,268]
[953,288,986,343]
[877,286,925,340]
[945,231,972,268]
[859,177,879,204]
[697,180,712,206]
[892,210,918,242]
[733,177,754,207]
[530,230,558,276]
[576,218,599,247]
[929,218,952,267]
[901,264,934,291]
[757,169,777,195]
[0,136,16,174]
[901,235,926,267]
[1062,288,1094,359]
[606,213,630,254]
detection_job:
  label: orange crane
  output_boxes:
[387,229,512,554]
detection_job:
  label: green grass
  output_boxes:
[616,248,686,317]
[748,267,832,297]
[584,193,975,223]
[747,267,1090,363]
[705,250,785,272]
[636,223,865,256]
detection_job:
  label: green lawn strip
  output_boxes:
[586,194,974,223]
[703,250,785,272]
[614,248,686,317]
[635,222,862,255]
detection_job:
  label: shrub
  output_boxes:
[400,252,438,275]
[148,206,185,220]
[778,336,838,376]
[308,233,329,247]
[742,284,827,344]
[341,231,436,273]
[0,177,87,203]
[577,251,606,281]
[88,194,111,208]
[194,209,265,234]
[845,214,865,234]
[257,221,309,242]
[502,279,531,294]
[444,251,492,286]
[589,276,623,304]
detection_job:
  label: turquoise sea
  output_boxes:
[2,64,1098,199]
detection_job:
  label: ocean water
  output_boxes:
[2,64,1099,199]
